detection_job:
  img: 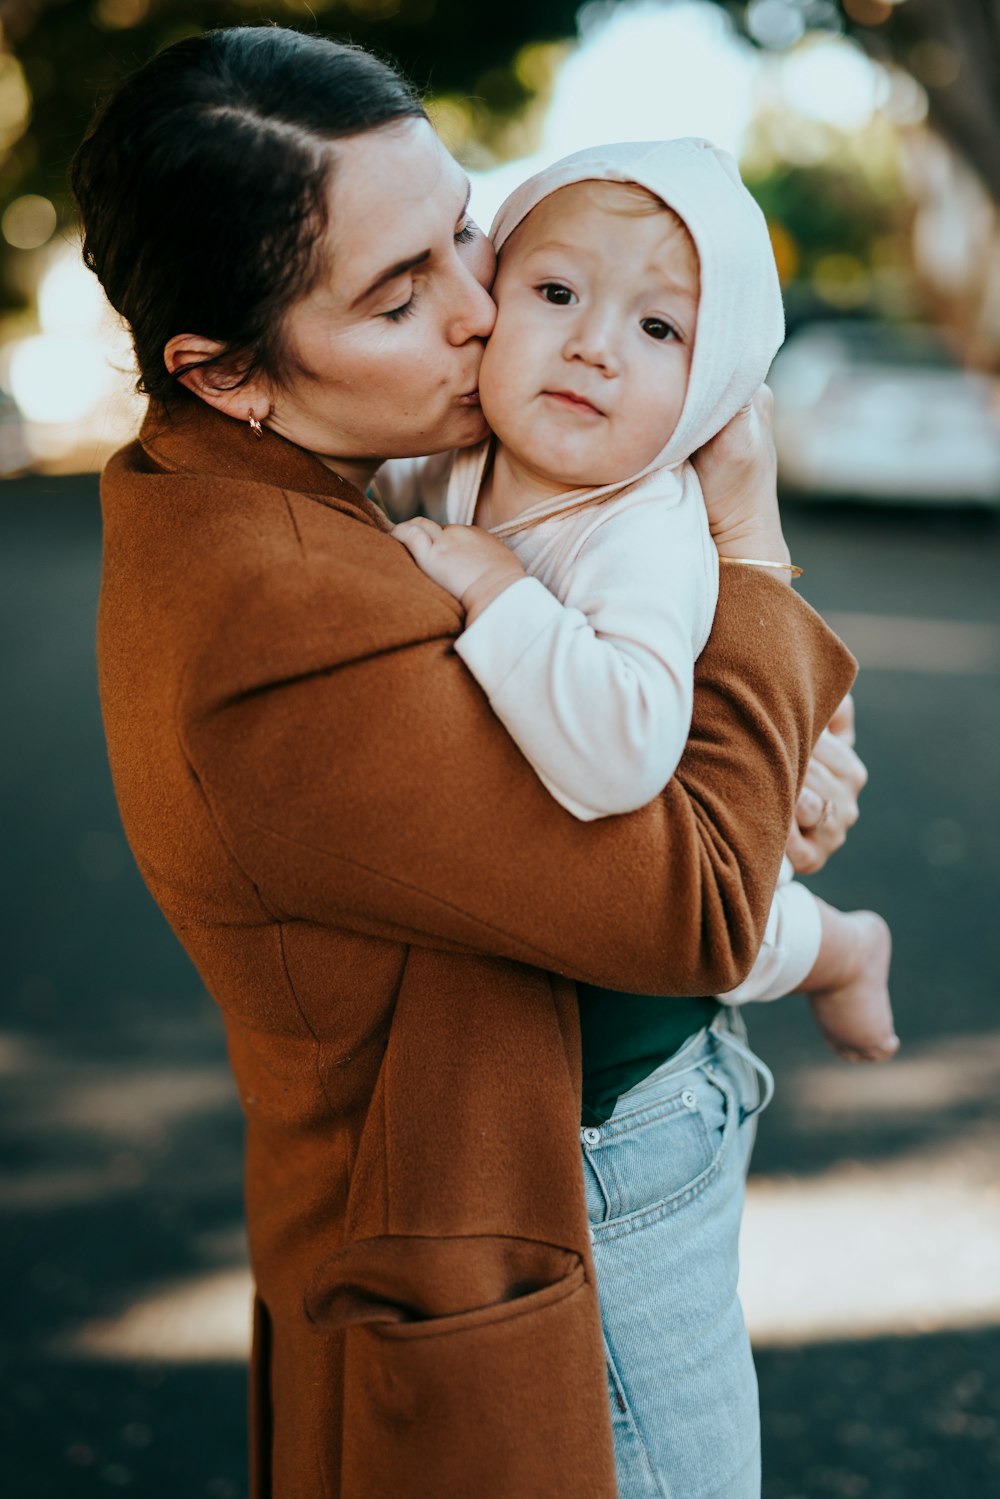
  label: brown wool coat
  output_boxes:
[97,395,855,1499]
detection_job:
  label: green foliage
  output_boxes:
[0,0,583,231]
[0,0,992,319]
[745,161,898,263]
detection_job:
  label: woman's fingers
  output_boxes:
[811,724,868,795]
[691,384,781,549]
[826,692,857,748]
[788,761,859,873]
[786,694,868,874]
[812,728,866,786]
[785,822,824,876]
[805,747,862,844]
[789,766,842,874]
[796,786,827,832]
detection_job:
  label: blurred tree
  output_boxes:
[743,158,912,324]
[0,0,578,221]
[1,0,998,303]
[718,0,1000,205]
[0,0,580,308]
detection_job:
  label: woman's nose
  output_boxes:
[446,253,497,345]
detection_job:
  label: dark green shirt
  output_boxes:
[578,985,721,1125]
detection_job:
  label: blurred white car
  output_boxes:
[770,320,1000,506]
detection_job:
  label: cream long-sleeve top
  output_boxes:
[377,446,822,1003]
[378,138,823,1001]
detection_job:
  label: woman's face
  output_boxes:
[266,118,496,483]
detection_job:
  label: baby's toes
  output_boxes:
[856,1034,901,1063]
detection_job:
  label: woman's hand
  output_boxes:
[394,518,527,624]
[786,695,868,875]
[693,385,791,579]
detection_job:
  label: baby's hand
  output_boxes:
[394,518,527,623]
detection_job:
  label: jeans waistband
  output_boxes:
[610,1005,774,1121]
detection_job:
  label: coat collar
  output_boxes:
[138,393,390,529]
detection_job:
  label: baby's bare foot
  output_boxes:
[808,911,897,1063]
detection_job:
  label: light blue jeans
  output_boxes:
[580,1007,774,1499]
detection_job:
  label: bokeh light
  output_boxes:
[746,0,808,50]
[779,35,882,131]
[8,333,116,424]
[2,194,57,250]
[0,48,30,149]
[38,252,107,336]
[92,0,152,29]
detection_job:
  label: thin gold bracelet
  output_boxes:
[719,556,803,579]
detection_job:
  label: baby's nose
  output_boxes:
[566,322,621,374]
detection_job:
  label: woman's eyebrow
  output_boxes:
[351,250,431,309]
[351,182,473,311]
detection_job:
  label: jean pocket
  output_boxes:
[584,1066,734,1232]
[306,1233,617,1498]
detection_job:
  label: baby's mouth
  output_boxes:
[544,389,605,418]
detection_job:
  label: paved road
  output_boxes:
[2,475,998,1497]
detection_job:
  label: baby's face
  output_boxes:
[479,182,699,491]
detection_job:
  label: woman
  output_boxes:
[72,26,861,1499]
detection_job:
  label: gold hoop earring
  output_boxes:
[248,409,264,440]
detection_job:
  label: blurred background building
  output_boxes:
[2,4,999,1497]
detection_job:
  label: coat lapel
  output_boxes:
[138,394,393,531]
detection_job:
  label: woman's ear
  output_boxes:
[163,333,270,424]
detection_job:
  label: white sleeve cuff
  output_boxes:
[720,878,823,1004]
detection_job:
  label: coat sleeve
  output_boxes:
[178,536,855,996]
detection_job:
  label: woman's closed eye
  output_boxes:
[382,221,481,322]
[383,288,419,323]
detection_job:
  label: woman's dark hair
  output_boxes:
[70,26,426,400]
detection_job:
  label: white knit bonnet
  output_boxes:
[483,137,785,533]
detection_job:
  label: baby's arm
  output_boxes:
[395,492,715,821]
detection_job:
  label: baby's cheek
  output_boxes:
[477,334,517,438]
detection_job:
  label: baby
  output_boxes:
[390,139,896,1073]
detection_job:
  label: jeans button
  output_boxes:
[681,1089,697,1109]
[582,1127,601,1146]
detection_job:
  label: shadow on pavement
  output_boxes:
[2,474,998,1496]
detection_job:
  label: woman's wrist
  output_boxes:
[714,528,793,585]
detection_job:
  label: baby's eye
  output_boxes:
[539,283,576,305]
[455,218,478,245]
[641,318,679,342]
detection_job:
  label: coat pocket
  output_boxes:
[306,1233,617,1499]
